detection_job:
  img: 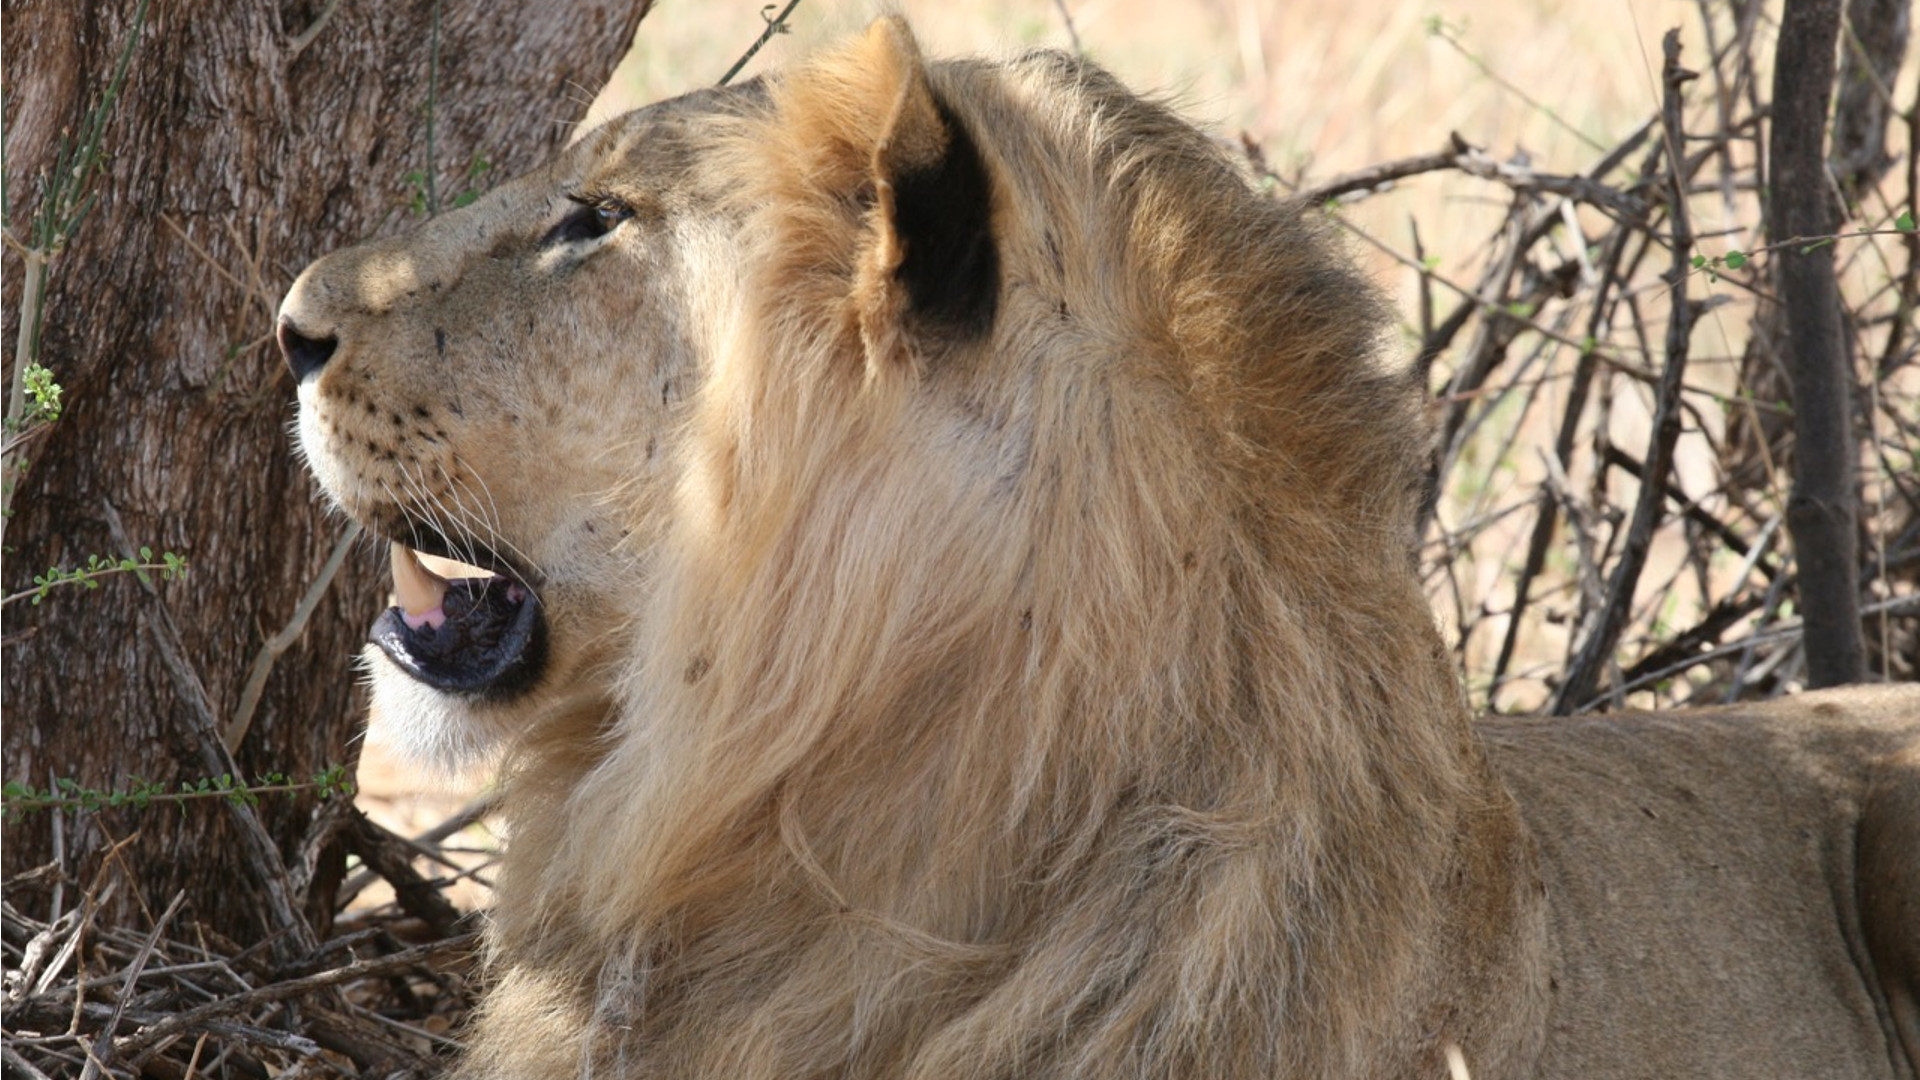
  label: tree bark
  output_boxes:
[3,0,651,943]
[1768,0,1867,687]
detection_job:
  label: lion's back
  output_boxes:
[1479,684,1920,1079]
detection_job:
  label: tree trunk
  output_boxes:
[1768,0,1867,688]
[2,0,651,946]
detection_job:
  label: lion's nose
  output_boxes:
[278,316,338,381]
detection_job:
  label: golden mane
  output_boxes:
[492,24,1511,1078]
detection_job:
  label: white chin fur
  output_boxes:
[359,645,507,773]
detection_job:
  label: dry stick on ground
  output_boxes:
[74,891,184,1080]
[8,999,326,1061]
[3,886,475,1077]
[107,933,478,1064]
[1771,0,1868,687]
[1551,31,1699,715]
[342,811,467,939]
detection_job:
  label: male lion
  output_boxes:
[280,19,1919,1079]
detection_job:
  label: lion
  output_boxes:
[278,19,1920,1079]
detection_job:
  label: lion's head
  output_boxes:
[283,19,1540,1078]
[282,80,763,763]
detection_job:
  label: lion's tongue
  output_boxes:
[390,543,450,630]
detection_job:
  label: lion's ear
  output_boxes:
[838,18,999,369]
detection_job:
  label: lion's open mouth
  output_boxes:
[371,542,548,698]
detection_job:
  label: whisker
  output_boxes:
[442,456,546,577]
[377,478,429,557]
[434,462,505,564]
[393,462,472,567]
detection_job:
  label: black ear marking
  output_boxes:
[888,101,998,339]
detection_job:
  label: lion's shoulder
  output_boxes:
[1477,685,1920,1076]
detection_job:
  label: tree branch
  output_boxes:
[1769,0,1866,686]
[1551,31,1698,713]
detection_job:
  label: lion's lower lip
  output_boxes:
[372,544,548,698]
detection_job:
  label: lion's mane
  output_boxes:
[466,22,1537,1080]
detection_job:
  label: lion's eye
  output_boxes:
[547,195,635,245]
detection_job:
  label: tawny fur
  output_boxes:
[282,19,1920,1080]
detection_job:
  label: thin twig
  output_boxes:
[287,0,342,57]
[719,0,804,86]
[105,933,479,1059]
[1051,0,1083,54]
[76,891,184,1080]
[1589,594,1920,709]
[1,1045,55,1080]
[1551,31,1698,714]
[1491,223,1634,690]
[226,520,363,751]
[1299,133,1645,218]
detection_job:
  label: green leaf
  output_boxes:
[1723,250,1747,270]
[1897,211,1916,233]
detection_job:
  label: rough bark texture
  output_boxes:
[1768,0,1867,687]
[3,0,651,941]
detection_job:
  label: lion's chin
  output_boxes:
[360,644,513,770]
